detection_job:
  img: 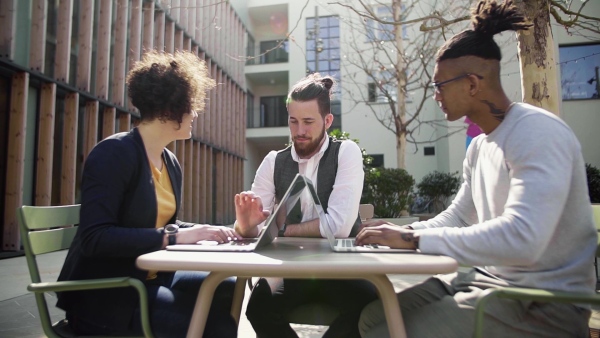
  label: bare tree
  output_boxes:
[335,0,599,116]
[330,0,599,169]
[512,0,599,113]
[334,0,470,169]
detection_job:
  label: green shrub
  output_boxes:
[329,129,372,167]
[361,168,415,218]
[587,163,600,203]
[415,171,461,214]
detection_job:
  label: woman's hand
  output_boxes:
[234,191,270,237]
[178,225,242,244]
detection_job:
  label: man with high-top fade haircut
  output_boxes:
[356,1,597,337]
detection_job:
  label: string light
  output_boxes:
[501,52,600,77]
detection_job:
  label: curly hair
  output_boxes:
[436,0,532,62]
[126,50,216,125]
[286,73,335,118]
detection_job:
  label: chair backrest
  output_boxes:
[18,204,80,284]
[359,203,374,221]
[592,204,600,257]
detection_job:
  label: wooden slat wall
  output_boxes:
[54,0,74,82]
[112,0,128,108]
[61,93,79,206]
[95,0,113,100]
[83,101,99,162]
[154,9,165,52]
[0,0,17,60]
[3,73,29,250]
[35,83,56,206]
[29,0,47,72]
[76,0,94,92]
[1,0,247,249]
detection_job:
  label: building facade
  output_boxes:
[234,0,600,189]
[0,0,247,252]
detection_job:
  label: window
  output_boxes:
[367,4,408,42]
[260,96,287,127]
[368,154,384,168]
[247,92,255,127]
[559,43,600,100]
[259,40,289,64]
[368,69,397,103]
[306,15,343,127]
[424,147,435,156]
[246,35,255,65]
[306,15,341,94]
[330,101,342,131]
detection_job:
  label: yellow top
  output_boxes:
[148,158,175,279]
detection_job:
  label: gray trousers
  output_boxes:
[359,269,590,338]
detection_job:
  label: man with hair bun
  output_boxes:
[237,73,377,337]
[356,1,596,337]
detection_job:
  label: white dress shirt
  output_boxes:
[251,134,364,237]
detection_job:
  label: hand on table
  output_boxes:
[234,191,270,237]
[179,225,242,244]
[355,224,419,250]
[359,219,397,231]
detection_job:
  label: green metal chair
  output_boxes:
[18,204,154,338]
[473,204,600,338]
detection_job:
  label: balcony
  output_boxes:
[246,40,289,66]
[248,96,288,128]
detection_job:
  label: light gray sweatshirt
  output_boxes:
[412,103,597,294]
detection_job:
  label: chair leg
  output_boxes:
[594,257,600,290]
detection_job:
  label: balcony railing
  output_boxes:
[246,41,289,65]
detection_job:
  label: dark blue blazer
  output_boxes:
[57,128,188,331]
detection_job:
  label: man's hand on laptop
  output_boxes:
[234,191,270,238]
[359,219,397,231]
[355,225,419,250]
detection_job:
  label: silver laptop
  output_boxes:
[166,174,308,252]
[304,178,414,253]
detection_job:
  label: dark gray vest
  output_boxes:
[273,137,361,236]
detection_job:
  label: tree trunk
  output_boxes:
[513,0,560,115]
[394,0,407,168]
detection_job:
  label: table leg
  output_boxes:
[231,277,247,325]
[186,271,232,338]
[362,274,406,338]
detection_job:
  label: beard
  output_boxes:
[293,125,326,158]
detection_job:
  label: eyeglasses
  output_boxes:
[431,73,483,95]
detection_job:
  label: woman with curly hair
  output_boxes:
[357,1,595,337]
[56,50,267,337]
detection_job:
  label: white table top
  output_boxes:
[137,237,458,278]
[136,237,458,338]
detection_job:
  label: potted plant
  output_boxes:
[587,163,600,204]
[361,167,415,218]
[414,171,461,215]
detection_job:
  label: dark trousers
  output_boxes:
[246,277,378,338]
[68,271,237,338]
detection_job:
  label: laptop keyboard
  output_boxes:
[338,239,379,249]
[229,238,258,246]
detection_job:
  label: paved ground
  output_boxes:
[0,250,430,338]
[1,250,598,337]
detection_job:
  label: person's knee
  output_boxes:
[358,299,386,336]
[204,311,237,338]
[245,278,272,321]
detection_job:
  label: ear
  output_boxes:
[468,74,482,96]
[325,113,334,129]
